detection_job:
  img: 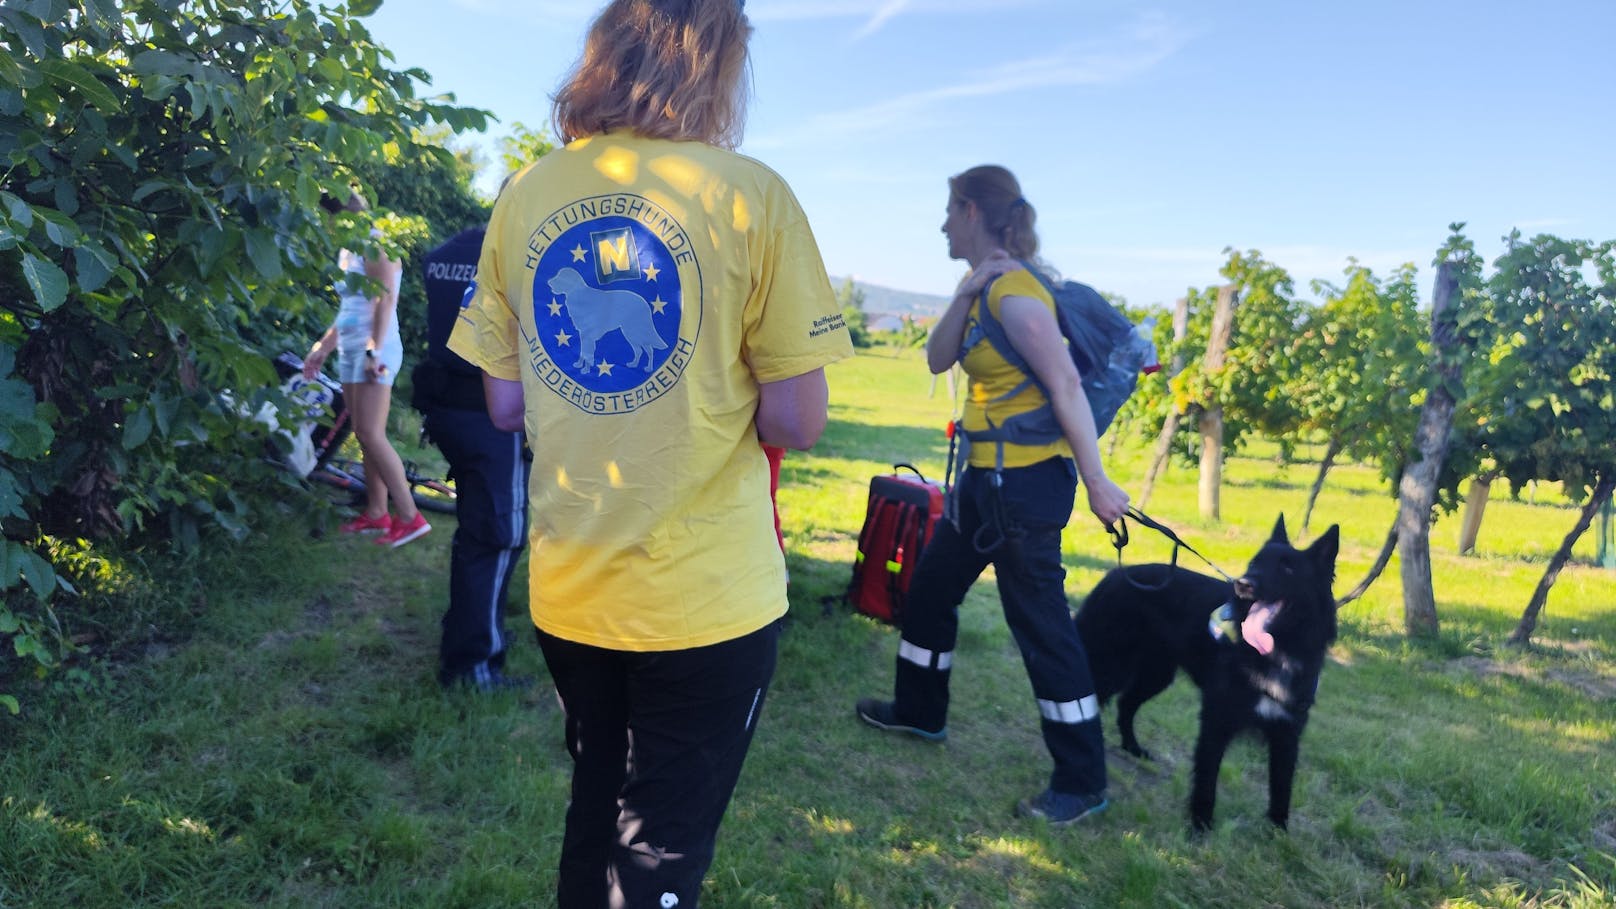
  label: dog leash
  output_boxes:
[1105,507,1238,587]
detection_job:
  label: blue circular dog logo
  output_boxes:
[525,194,702,414]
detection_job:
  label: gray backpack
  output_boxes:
[960,263,1156,468]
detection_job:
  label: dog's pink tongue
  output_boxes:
[1242,602,1278,655]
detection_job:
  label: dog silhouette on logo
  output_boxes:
[547,267,669,372]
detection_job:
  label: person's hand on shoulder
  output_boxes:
[957,249,1019,299]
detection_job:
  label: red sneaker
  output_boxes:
[377,512,431,548]
[340,512,392,534]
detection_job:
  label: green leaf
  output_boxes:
[130,49,196,80]
[314,57,345,85]
[0,469,24,519]
[0,10,48,59]
[153,392,176,437]
[1,190,34,228]
[17,549,54,599]
[244,229,283,280]
[197,226,226,277]
[85,0,119,29]
[39,58,121,113]
[73,243,114,293]
[107,142,136,170]
[0,694,17,716]
[0,543,17,595]
[122,405,153,450]
[41,214,75,248]
[0,376,52,460]
[53,173,78,215]
[0,375,30,420]
[131,180,168,204]
[0,45,23,87]
[21,253,68,312]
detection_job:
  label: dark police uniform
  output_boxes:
[413,227,530,690]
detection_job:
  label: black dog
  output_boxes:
[1075,516,1340,832]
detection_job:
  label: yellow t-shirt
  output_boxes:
[959,268,1073,469]
[448,133,853,651]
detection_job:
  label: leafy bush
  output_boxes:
[0,0,486,704]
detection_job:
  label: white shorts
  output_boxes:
[334,294,402,385]
[337,338,403,386]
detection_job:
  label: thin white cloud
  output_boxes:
[750,0,1034,21]
[435,0,597,23]
[851,0,911,41]
[750,13,1192,149]
[433,0,1044,42]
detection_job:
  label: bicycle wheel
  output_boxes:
[407,465,458,515]
[309,458,368,508]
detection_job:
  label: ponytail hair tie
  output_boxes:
[1011,196,1029,209]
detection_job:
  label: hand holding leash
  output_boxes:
[1085,474,1129,526]
[1106,506,1238,585]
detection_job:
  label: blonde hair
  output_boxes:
[949,164,1039,260]
[552,0,753,148]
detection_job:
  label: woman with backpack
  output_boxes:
[856,164,1130,825]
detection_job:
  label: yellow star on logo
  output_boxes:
[650,296,668,315]
[548,299,564,317]
[596,361,615,377]
[554,330,572,347]
[571,244,587,262]
[643,263,661,282]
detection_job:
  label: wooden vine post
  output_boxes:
[1197,285,1238,522]
[1138,296,1189,509]
[1456,474,1494,555]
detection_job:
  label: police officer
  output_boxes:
[413,226,531,692]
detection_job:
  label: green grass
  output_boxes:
[2,345,1613,907]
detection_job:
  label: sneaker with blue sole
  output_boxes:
[855,698,947,743]
[1016,787,1109,826]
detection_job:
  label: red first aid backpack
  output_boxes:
[846,464,944,624]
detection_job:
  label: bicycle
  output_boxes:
[309,455,458,515]
[270,352,457,516]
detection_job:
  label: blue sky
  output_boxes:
[366,0,1615,309]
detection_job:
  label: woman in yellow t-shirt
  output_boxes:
[857,164,1130,826]
[447,1,852,904]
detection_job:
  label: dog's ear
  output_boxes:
[1270,514,1289,544]
[1310,524,1340,578]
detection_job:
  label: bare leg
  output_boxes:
[344,381,420,524]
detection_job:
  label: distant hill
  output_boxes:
[829,276,949,320]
